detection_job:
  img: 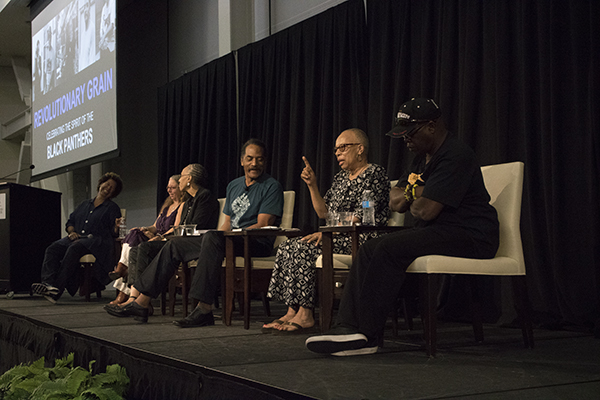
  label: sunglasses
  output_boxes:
[398,120,434,140]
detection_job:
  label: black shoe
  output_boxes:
[173,308,214,328]
[305,325,369,355]
[103,303,120,311]
[105,301,148,323]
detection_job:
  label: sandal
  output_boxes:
[261,319,285,334]
[109,291,128,305]
[103,295,136,311]
[272,321,317,335]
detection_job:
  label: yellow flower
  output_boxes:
[408,173,424,185]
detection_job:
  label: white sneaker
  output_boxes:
[332,344,378,356]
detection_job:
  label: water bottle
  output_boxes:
[119,217,127,239]
[362,190,375,225]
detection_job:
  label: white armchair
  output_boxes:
[406,161,533,356]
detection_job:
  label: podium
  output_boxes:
[0,183,62,295]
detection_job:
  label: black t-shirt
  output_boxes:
[397,133,499,247]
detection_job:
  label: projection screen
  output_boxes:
[31,0,117,180]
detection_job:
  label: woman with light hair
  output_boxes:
[108,174,184,305]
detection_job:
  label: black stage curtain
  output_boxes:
[237,0,368,231]
[156,53,238,203]
[366,0,600,328]
[157,0,599,328]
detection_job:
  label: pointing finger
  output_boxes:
[302,156,312,170]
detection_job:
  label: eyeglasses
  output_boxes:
[334,143,360,154]
[401,121,433,141]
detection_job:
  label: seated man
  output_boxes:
[305,98,500,356]
[107,138,284,325]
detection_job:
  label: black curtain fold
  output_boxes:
[157,53,237,203]
[237,0,368,231]
[156,0,599,327]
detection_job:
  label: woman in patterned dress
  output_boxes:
[265,129,390,333]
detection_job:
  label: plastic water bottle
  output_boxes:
[119,217,127,239]
[362,190,375,225]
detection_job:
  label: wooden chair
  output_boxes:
[222,190,297,329]
[79,254,102,301]
[80,208,125,301]
[406,161,533,356]
[161,198,227,316]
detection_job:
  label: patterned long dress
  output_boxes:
[267,164,390,308]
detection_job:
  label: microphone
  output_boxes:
[72,233,93,240]
[0,165,35,180]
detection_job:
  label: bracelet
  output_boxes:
[411,184,418,200]
[404,184,414,203]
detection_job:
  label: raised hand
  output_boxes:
[301,156,317,187]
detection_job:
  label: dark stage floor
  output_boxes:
[1,288,599,399]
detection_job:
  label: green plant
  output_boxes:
[0,353,129,400]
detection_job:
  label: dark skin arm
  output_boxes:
[390,184,444,221]
[389,186,410,213]
[219,213,277,231]
[66,226,79,241]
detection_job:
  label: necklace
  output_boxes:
[169,201,180,212]
[349,164,368,180]
[182,196,195,224]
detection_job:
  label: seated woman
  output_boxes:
[265,129,390,333]
[109,174,183,305]
[105,163,219,313]
[32,172,123,303]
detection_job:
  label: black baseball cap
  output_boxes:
[386,98,441,138]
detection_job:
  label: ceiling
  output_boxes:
[0,1,32,67]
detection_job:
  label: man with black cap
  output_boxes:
[305,98,500,356]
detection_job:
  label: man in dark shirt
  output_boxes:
[306,98,499,356]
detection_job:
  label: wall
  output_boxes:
[0,66,27,179]
[102,0,168,228]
